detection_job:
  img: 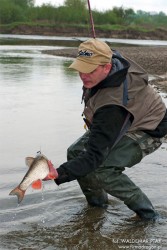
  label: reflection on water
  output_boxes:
[0,44,167,250]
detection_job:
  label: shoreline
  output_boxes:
[42,46,167,75]
[42,45,167,91]
[1,24,167,40]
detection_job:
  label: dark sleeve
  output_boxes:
[143,109,167,138]
[55,105,131,185]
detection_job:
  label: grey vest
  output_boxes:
[83,58,166,131]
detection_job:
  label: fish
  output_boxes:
[9,152,58,204]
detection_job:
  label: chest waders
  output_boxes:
[67,78,162,220]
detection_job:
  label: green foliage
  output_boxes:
[33,4,56,22]
[0,0,35,24]
[0,0,26,24]
[12,0,34,7]
[64,0,87,9]
[53,6,87,23]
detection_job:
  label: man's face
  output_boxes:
[79,63,112,89]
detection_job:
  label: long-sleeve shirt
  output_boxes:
[55,105,130,185]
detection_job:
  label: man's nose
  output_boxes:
[79,72,89,78]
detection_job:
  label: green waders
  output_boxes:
[67,131,162,220]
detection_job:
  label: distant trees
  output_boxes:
[0,0,25,23]
[12,0,34,7]
[0,0,166,30]
[64,0,87,9]
[94,6,135,25]
[0,0,35,23]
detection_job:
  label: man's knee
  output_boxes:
[67,132,90,161]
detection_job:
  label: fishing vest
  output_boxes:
[83,57,166,131]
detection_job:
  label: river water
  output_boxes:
[0,36,167,250]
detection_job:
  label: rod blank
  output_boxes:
[87,0,96,38]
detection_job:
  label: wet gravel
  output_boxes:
[43,46,167,76]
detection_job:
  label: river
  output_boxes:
[0,35,167,250]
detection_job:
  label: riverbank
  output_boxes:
[1,23,167,41]
[43,45,167,91]
[43,46,167,75]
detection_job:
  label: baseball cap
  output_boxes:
[69,38,113,73]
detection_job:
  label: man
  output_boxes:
[47,38,167,220]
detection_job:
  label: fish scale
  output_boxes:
[20,159,49,190]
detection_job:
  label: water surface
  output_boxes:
[1,34,167,46]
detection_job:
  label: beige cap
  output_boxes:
[69,38,113,73]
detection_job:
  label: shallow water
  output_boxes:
[0,43,167,250]
[1,34,167,46]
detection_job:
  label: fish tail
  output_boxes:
[9,186,25,204]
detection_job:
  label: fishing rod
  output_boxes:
[87,0,96,38]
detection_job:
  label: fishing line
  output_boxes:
[87,0,96,38]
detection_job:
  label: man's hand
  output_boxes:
[43,160,58,181]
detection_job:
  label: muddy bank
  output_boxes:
[43,46,167,76]
[42,45,167,92]
[1,24,167,40]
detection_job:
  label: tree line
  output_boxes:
[0,0,166,30]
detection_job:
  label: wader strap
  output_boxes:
[110,76,130,148]
[123,78,129,106]
[112,113,131,149]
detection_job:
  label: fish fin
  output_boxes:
[31,180,42,189]
[47,160,58,180]
[25,157,35,167]
[48,161,58,179]
[47,172,57,180]
[9,186,25,204]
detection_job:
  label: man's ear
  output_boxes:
[104,63,112,73]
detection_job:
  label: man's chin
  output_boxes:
[83,82,93,89]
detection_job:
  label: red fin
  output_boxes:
[9,186,25,204]
[31,180,42,189]
[48,160,58,179]
[47,173,57,180]
[43,161,58,181]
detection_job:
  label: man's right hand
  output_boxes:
[43,160,58,181]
